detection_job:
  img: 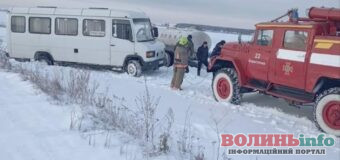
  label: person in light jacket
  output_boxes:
[171,37,191,90]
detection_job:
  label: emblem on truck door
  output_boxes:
[283,62,294,75]
[255,53,261,59]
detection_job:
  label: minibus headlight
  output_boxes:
[146,51,155,58]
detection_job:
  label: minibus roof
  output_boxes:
[8,7,149,19]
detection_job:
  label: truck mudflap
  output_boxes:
[142,58,165,71]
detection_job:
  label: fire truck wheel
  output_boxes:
[212,68,241,105]
[314,87,340,136]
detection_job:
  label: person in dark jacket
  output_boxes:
[187,35,195,58]
[185,35,194,73]
[209,40,226,57]
[196,41,209,76]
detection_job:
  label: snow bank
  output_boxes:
[0,70,146,160]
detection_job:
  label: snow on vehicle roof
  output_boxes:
[8,6,148,19]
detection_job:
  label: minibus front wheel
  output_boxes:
[126,60,142,77]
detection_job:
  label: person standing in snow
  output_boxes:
[185,35,194,73]
[209,40,226,58]
[196,41,209,76]
[171,37,191,90]
[187,35,195,59]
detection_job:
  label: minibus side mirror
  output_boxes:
[152,27,159,38]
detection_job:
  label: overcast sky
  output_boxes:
[103,0,339,29]
[0,0,339,29]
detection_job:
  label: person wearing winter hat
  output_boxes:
[185,35,194,73]
[196,41,209,76]
[210,40,226,58]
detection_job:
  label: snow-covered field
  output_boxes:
[0,2,339,160]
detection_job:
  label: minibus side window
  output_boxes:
[11,16,26,33]
[83,19,105,37]
[112,20,133,41]
[29,17,51,34]
[55,18,78,36]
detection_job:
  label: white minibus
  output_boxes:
[7,6,166,76]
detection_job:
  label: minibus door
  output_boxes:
[110,19,135,67]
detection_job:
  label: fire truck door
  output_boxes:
[247,29,274,81]
[274,30,309,89]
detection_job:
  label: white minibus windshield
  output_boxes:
[133,19,154,42]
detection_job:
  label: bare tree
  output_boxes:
[209,110,232,160]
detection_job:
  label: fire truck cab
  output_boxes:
[208,7,340,136]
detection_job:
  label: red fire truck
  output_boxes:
[208,7,340,136]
